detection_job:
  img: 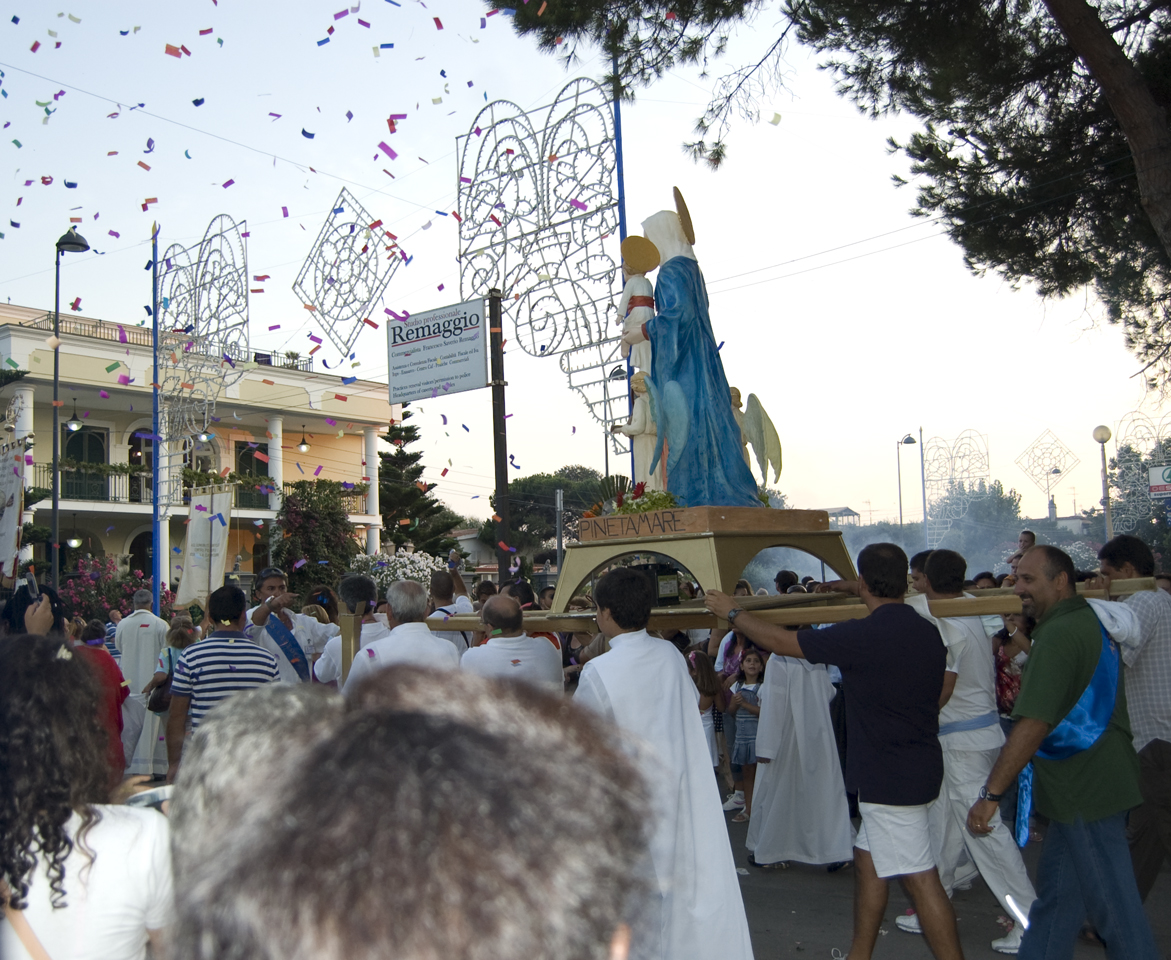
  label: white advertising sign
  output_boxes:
[1149,465,1171,500]
[387,299,489,404]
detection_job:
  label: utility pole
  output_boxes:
[151,225,162,613]
[489,289,511,583]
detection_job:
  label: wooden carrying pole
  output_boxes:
[425,579,1157,636]
[338,601,364,687]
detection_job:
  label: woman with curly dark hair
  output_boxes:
[0,634,172,959]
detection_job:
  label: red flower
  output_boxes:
[615,491,625,508]
[632,482,646,500]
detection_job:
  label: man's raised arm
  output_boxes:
[704,591,807,660]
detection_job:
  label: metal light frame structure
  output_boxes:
[456,78,629,458]
[1015,429,1079,515]
[292,187,400,363]
[1106,411,1171,534]
[922,429,992,548]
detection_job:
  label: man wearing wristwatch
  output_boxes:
[966,546,1157,959]
[707,543,963,960]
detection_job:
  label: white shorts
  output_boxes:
[855,801,936,879]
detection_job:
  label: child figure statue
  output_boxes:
[610,372,664,491]
[616,236,661,374]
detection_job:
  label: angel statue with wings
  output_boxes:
[731,388,782,487]
[621,189,763,508]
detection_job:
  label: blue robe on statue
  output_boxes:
[646,256,762,508]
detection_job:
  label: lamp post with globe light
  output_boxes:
[896,434,916,526]
[52,227,90,591]
[1094,425,1114,540]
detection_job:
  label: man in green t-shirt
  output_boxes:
[966,546,1157,959]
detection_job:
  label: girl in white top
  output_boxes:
[1,633,173,960]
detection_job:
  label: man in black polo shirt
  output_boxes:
[707,543,961,960]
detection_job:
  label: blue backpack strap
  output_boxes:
[265,612,310,682]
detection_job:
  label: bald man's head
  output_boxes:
[482,594,524,634]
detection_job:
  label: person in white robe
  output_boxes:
[574,567,754,960]
[115,590,170,775]
[314,573,392,685]
[746,653,854,866]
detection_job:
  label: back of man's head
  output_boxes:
[908,550,932,575]
[170,685,344,884]
[594,567,655,630]
[429,570,455,603]
[386,580,428,623]
[133,588,152,609]
[508,579,538,609]
[482,595,523,633]
[1098,534,1156,577]
[924,549,967,595]
[773,570,799,592]
[858,543,909,599]
[1029,544,1077,592]
[338,575,378,614]
[172,668,651,960]
[208,586,247,626]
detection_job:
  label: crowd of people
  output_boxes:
[0,530,1168,960]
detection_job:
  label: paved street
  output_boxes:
[728,816,1171,959]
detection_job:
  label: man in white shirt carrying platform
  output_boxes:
[314,574,392,685]
[342,580,460,696]
[247,566,338,684]
[429,568,474,653]
[574,567,754,960]
[461,594,563,693]
[116,588,170,776]
[901,549,1036,955]
[1094,534,1171,903]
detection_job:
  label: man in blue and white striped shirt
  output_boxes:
[166,585,280,783]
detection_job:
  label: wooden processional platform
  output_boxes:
[549,507,857,612]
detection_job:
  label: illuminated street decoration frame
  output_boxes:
[292,187,399,362]
[456,78,629,452]
[923,429,991,547]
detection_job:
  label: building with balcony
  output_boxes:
[0,302,399,586]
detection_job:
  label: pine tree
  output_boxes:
[379,405,464,557]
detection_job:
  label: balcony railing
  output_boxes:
[32,464,368,514]
[21,314,314,373]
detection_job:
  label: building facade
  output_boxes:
[0,303,399,587]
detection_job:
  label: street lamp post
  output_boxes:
[1045,467,1062,518]
[52,227,90,591]
[1093,424,1114,540]
[896,434,916,526]
[919,426,929,550]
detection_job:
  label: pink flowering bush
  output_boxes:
[58,556,174,622]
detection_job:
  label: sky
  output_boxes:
[0,0,1162,528]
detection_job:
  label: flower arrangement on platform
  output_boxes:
[348,550,448,594]
[581,476,678,518]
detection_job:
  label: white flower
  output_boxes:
[348,550,448,593]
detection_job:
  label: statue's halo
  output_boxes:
[621,235,660,275]
[673,186,696,245]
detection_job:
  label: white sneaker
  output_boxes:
[895,913,922,935]
[991,923,1023,954]
[722,791,745,811]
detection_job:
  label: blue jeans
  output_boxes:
[1019,812,1158,960]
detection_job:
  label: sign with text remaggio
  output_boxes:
[387,299,489,404]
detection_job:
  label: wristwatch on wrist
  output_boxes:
[726,607,744,623]
[978,785,1003,803]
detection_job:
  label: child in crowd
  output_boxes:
[688,650,726,775]
[727,650,764,823]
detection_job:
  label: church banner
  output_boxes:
[174,484,235,609]
[386,298,488,404]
